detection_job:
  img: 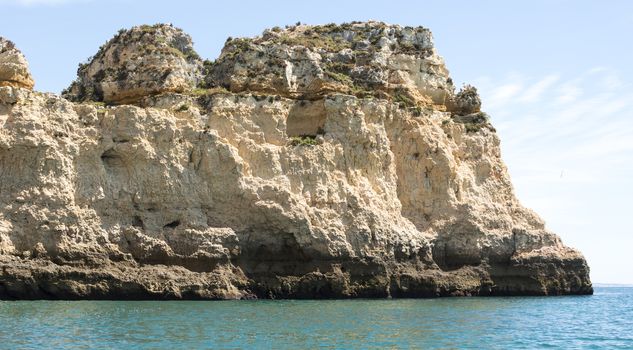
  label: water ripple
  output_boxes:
[1,287,632,349]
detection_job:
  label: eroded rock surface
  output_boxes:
[207,21,453,107]
[0,37,34,90]
[0,22,592,299]
[62,24,203,105]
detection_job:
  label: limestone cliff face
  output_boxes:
[0,22,591,299]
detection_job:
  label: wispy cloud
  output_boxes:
[486,82,522,108]
[477,68,633,285]
[474,67,633,227]
[518,74,560,103]
[555,80,582,104]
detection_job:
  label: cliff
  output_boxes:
[0,22,592,299]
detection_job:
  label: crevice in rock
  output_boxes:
[163,220,180,229]
[100,148,123,167]
[131,215,144,228]
[112,137,129,143]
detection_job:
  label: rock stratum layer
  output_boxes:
[0,23,592,299]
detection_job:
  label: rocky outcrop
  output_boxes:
[451,84,481,115]
[0,37,34,90]
[207,21,453,107]
[0,22,592,299]
[62,24,203,105]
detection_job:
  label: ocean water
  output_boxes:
[1,287,631,349]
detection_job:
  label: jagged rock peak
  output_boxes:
[207,21,456,107]
[62,23,203,105]
[0,37,35,90]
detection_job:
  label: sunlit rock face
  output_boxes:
[207,21,453,106]
[0,22,592,300]
[63,24,203,105]
[0,37,34,90]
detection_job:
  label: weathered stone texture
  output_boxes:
[0,37,34,90]
[0,22,592,299]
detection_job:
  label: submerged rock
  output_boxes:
[0,22,592,299]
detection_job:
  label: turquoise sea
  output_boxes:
[1,287,631,349]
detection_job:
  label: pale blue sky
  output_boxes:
[1,0,632,284]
